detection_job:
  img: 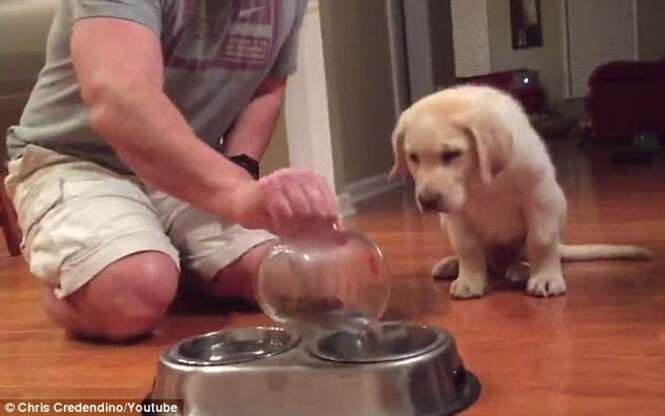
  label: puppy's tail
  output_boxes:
[559,244,652,262]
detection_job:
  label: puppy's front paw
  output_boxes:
[526,275,567,297]
[432,256,459,280]
[450,277,486,299]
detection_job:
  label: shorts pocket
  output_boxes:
[56,177,159,254]
[14,179,64,250]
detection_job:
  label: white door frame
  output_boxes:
[561,0,639,99]
[283,0,336,194]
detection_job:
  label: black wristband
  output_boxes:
[228,154,260,180]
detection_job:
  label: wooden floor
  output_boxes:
[1,137,664,414]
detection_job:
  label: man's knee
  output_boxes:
[44,252,179,341]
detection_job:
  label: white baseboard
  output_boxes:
[337,171,406,218]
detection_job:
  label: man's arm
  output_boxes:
[72,18,337,236]
[222,77,286,161]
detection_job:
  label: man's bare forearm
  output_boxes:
[86,79,253,220]
[72,18,255,221]
[222,77,286,161]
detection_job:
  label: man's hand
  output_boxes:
[231,168,339,237]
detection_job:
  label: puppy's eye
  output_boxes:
[408,153,420,164]
[441,150,462,164]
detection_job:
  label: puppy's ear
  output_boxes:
[468,112,513,183]
[389,112,410,179]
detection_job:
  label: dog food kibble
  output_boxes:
[271,296,345,323]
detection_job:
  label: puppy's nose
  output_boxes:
[418,193,442,212]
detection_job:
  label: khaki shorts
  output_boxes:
[6,145,275,299]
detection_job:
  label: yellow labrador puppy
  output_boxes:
[390,85,650,299]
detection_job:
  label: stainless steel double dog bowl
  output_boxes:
[145,323,481,415]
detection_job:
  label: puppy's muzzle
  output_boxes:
[417,192,446,212]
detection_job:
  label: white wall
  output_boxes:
[284,0,404,215]
[486,0,566,105]
[319,0,396,187]
[637,0,665,61]
[260,114,290,175]
[404,0,457,99]
[404,0,437,100]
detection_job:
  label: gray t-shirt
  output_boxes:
[7,0,307,174]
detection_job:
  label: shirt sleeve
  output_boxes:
[70,0,163,37]
[270,0,308,78]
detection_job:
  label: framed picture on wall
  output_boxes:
[511,0,543,49]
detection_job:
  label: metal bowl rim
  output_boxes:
[163,326,301,367]
[308,323,449,364]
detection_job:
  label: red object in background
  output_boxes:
[586,60,665,140]
[456,69,546,114]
